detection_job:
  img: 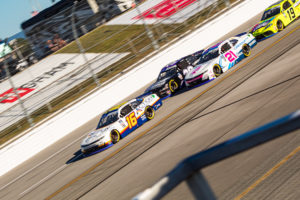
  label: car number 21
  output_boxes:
[225,50,238,62]
[126,112,137,129]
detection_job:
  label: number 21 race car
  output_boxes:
[184,33,257,87]
[80,94,162,154]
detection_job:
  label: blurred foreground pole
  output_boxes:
[2,41,34,127]
[134,0,159,50]
[71,1,100,87]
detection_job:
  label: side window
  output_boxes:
[120,105,132,117]
[130,100,142,109]
[230,39,238,46]
[283,1,291,10]
[220,42,231,54]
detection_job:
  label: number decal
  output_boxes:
[224,50,238,62]
[287,7,296,20]
[126,112,137,129]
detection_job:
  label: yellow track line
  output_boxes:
[46,25,300,199]
[234,146,300,200]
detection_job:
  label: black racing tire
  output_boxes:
[242,44,251,57]
[168,79,179,93]
[213,64,223,77]
[110,130,120,144]
[276,20,284,31]
[145,106,155,120]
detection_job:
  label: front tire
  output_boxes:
[242,44,251,57]
[110,130,120,144]
[168,79,179,93]
[276,20,284,31]
[213,64,223,77]
[145,106,155,120]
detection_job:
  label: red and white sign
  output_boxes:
[133,0,196,19]
[0,88,35,103]
[107,0,216,25]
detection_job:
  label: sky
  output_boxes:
[0,0,61,39]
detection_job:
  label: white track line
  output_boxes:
[19,164,67,196]
[0,130,89,191]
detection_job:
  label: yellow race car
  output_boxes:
[251,0,300,40]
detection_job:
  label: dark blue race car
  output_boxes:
[145,50,203,98]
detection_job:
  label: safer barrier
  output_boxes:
[133,110,300,200]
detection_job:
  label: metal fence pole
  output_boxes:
[2,44,34,127]
[71,0,100,87]
[134,0,159,50]
[186,171,216,199]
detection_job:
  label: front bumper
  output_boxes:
[81,140,112,154]
[253,26,277,40]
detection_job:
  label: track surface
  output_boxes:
[0,14,299,200]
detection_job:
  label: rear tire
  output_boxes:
[110,130,120,144]
[276,20,284,31]
[213,64,222,77]
[145,106,155,120]
[242,44,251,57]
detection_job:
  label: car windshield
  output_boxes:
[261,6,280,20]
[97,110,118,128]
[157,67,177,81]
[198,48,219,64]
[186,51,203,65]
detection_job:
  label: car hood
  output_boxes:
[146,78,169,92]
[252,17,275,33]
[81,128,109,146]
[185,60,214,80]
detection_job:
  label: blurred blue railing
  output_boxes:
[133,110,300,200]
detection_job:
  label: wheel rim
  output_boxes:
[243,45,250,56]
[146,107,154,119]
[277,21,283,31]
[169,80,178,93]
[111,131,119,143]
[213,65,222,77]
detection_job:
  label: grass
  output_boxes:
[0,0,241,146]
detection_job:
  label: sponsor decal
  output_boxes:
[0,62,73,104]
[133,0,196,19]
[224,50,238,62]
[119,119,127,128]
[0,88,35,103]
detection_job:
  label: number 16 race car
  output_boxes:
[184,32,257,87]
[80,94,162,154]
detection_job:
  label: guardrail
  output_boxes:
[133,110,300,200]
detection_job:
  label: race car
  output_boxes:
[145,50,203,97]
[80,94,162,154]
[185,33,257,87]
[251,0,300,40]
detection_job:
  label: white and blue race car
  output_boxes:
[81,94,162,154]
[184,33,257,87]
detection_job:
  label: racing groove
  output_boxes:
[46,25,300,199]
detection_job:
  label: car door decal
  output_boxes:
[126,112,137,129]
[224,50,238,62]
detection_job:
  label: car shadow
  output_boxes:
[66,144,114,164]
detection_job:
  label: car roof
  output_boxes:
[265,0,283,10]
[107,102,128,112]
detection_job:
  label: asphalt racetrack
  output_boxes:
[0,13,299,200]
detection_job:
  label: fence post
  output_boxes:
[71,0,100,87]
[134,0,159,50]
[2,54,34,127]
[186,171,216,200]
